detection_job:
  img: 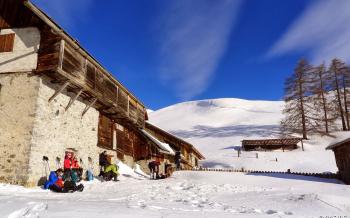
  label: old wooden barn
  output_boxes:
[0,0,204,186]
[242,138,303,151]
[326,138,350,184]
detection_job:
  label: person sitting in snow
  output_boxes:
[103,160,119,181]
[44,168,84,193]
[71,155,83,182]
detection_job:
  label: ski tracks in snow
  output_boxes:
[7,202,48,218]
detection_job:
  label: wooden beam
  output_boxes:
[116,86,119,104]
[65,89,83,111]
[58,39,65,69]
[82,98,97,117]
[48,81,69,102]
[127,95,130,117]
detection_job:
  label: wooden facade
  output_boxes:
[242,138,302,151]
[0,0,146,128]
[145,122,205,168]
[326,139,350,184]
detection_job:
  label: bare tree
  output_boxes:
[329,59,348,131]
[309,63,336,134]
[281,59,313,139]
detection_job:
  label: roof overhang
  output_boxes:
[140,129,175,156]
[326,138,350,150]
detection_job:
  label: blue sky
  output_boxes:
[31,0,350,110]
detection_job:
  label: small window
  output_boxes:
[0,33,15,52]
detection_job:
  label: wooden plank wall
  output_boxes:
[0,0,41,29]
[0,0,61,72]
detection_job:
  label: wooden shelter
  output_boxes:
[326,138,350,184]
[242,138,303,151]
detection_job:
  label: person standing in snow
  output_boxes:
[148,160,160,179]
[63,152,73,181]
[99,151,108,176]
[175,151,181,170]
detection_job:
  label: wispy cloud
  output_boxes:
[267,0,350,64]
[156,0,242,100]
[32,0,94,28]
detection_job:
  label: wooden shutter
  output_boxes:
[0,33,15,52]
[98,114,113,149]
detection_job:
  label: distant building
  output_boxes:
[242,138,303,151]
[145,122,205,169]
[326,138,350,185]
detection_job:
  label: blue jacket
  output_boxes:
[44,171,58,189]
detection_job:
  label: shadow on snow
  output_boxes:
[247,173,343,184]
[170,124,281,139]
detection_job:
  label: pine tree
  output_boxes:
[281,59,313,139]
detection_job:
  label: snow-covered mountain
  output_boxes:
[149,98,342,173]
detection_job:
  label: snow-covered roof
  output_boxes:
[326,137,350,150]
[140,129,175,156]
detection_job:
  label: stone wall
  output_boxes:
[0,72,40,185]
[0,28,40,73]
[0,73,142,186]
[25,76,103,186]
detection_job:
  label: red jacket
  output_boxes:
[55,177,64,188]
[64,158,71,169]
[72,159,80,169]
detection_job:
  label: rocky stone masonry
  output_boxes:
[0,73,118,186]
[0,72,39,185]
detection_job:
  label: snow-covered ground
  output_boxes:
[149,98,345,173]
[1,171,349,218]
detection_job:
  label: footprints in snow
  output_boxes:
[7,202,48,218]
[126,181,292,215]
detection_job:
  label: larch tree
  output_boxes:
[309,63,336,134]
[281,59,313,139]
[329,58,348,131]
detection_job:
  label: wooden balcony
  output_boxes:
[36,37,146,128]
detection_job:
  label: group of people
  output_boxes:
[148,160,174,180]
[44,152,85,193]
[44,150,178,192]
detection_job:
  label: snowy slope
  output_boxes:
[149,98,343,173]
